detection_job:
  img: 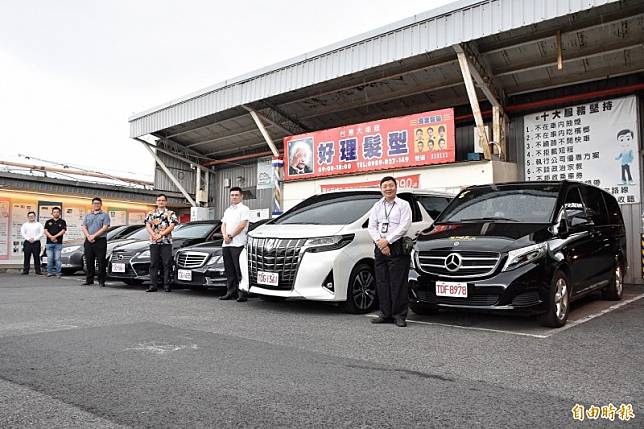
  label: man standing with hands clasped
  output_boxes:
[220,187,250,302]
[144,194,179,292]
[368,176,413,327]
[81,197,110,287]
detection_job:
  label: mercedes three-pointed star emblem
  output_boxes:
[444,253,462,272]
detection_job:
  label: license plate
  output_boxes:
[257,271,279,286]
[111,263,126,273]
[436,281,468,298]
[177,269,192,281]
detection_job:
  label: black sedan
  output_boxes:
[107,220,222,285]
[173,219,271,289]
[41,224,144,274]
[174,240,226,289]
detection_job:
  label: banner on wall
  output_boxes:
[524,96,640,204]
[0,200,10,260]
[11,202,35,256]
[38,201,62,224]
[128,211,147,226]
[320,174,421,193]
[108,208,127,226]
[284,108,455,181]
[256,157,273,190]
[63,206,87,242]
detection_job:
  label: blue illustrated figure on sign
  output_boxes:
[614,129,635,185]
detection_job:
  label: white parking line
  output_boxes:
[367,292,644,339]
[549,292,644,336]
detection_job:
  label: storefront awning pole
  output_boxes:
[454,44,499,160]
[135,138,197,206]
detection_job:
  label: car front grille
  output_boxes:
[247,237,307,291]
[417,250,501,278]
[177,251,209,269]
[111,253,135,264]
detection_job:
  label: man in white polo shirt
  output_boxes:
[220,187,250,302]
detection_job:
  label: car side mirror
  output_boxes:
[569,213,592,229]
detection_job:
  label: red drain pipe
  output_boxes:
[455,83,644,121]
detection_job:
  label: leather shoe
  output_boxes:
[394,319,407,327]
[145,287,158,292]
[81,281,94,286]
[219,294,235,300]
[236,294,247,302]
[99,282,105,287]
[21,272,29,275]
[371,316,389,324]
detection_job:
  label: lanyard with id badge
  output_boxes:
[380,201,396,234]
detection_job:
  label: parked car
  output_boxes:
[108,220,221,285]
[174,218,272,289]
[41,224,144,274]
[409,181,626,328]
[239,190,452,313]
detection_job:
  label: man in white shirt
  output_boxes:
[220,187,250,302]
[21,211,44,275]
[368,176,413,327]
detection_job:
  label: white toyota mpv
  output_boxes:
[239,189,452,313]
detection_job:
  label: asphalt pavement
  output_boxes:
[0,273,642,428]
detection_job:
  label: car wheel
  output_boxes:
[409,302,439,315]
[341,263,377,314]
[540,271,570,328]
[602,259,624,301]
[123,279,144,286]
[258,295,287,302]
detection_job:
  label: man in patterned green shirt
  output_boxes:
[144,194,179,292]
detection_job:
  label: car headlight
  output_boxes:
[137,250,150,259]
[61,245,81,254]
[303,234,354,253]
[207,255,223,265]
[502,243,547,272]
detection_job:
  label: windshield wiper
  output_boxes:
[456,216,519,222]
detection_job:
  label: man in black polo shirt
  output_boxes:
[44,206,67,278]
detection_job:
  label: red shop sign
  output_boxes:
[284,108,455,181]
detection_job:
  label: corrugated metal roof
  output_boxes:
[129,0,619,138]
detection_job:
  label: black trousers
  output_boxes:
[85,237,107,283]
[374,241,410,321]
[622,164,633,182]
[223,246,244,296]
[23,240,42,274]
[149,244,172,288]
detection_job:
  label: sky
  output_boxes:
[0,0,453,183]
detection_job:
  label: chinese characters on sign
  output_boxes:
[319,174,420,193]
[284,109,455,181]
[524,96,640,204]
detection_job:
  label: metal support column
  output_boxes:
[136,138,197,206]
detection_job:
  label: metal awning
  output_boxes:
[129,0,642,163]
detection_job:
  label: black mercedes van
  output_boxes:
[410,181,627,327]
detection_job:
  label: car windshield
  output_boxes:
[274,193,381,225]
[436,185,560,224]
[173,223,216,239]
[122,228,149,240]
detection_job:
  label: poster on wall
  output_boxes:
[108,208,127,226]
[284,108,455,181]
[11,202,36,256]
[38,201,62,224]
[256,157,273,190]
[128,211,147,226]
[524,96,640,204]
[63,206,87,242]
[0,200,10,260]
